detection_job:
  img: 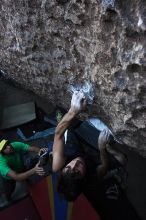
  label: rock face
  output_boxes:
[0,0,146,156]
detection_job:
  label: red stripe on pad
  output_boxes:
[29,179,52,220]
[71,194,100,220]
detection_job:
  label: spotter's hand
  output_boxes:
[71,91,86,114]
[34,162,45,176]
[38,148,48,156]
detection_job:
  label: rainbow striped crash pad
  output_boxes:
[29,174,100,220]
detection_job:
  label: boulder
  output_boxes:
[0,0,145,156]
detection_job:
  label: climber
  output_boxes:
[52,91,126,199]
[0,140,47,200]
[52,91,125,196]
[52,91,141,220]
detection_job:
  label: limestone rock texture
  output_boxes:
[0,0,146,156]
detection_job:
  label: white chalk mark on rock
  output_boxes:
[101,0,115,12]
[41,0,47,8]
[138,16,146,31]
[69,81,94,104]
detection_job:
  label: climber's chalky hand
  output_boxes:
[70,91,86,114]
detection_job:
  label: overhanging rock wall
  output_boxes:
[0,0,146,156]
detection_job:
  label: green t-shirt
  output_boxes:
[0,142,29,179]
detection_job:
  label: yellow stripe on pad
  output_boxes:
[47,176,55,220]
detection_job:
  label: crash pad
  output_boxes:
[0,102,36,129]
[29,174,100,220]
